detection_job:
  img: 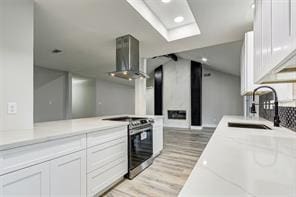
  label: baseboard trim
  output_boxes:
[164,124,190,129]
[202,124,217,128]
[190,126,203,130]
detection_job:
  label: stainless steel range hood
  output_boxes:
[109,35,149,80]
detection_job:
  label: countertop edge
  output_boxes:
[0,114,163,151]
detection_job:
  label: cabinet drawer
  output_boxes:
[87,126,127,148]
[87,158,127,197]
[0,135,86,175]
[87,136,127,173]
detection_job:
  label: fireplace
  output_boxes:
[168,110,186,120]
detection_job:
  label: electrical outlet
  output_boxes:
[7,102,17,114]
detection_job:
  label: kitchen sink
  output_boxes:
[228,122,272,130]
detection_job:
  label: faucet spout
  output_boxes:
[251,86,280,127]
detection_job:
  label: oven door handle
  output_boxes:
[130,127,152,136]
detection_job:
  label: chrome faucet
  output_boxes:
[251,86,281,127]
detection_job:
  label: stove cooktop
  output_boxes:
[103,116,144,122]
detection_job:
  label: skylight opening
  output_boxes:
[126,0,200,42]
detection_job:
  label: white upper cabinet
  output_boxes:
[271,0,294,66]
[241,31,258,95]
[292,0,296,48]
[261,0,272,78]
[254,0,296,83]
[254,0,262,82]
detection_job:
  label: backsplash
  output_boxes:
[259,92,296,132]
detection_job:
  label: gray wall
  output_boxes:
[34,66,68,122]
[0,0,34,130]
[72,75,96,119]
[35,68,134,120]
[96,79,135,116]
[202,68,243,127]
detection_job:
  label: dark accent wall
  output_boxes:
[154,66,163,115]
[191,61,202,126]
[259,92,296,132]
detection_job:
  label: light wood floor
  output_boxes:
[103,127,214,197]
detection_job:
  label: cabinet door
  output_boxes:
[292,0,296,48]
[240,39,247,95]
[153,126,163,156]
[153,126,159,156]
[158,126,164,152]
[0,162,50,197]
[50,151,86,197]
[261,0,272,77]
[271,0,294,66]
[254,0,263,83]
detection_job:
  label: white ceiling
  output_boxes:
[178,40,243,76]
[147,40,243,76]
[34,0,253,85]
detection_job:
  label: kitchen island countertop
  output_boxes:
[0,115,162,151]
[179,115,296,197]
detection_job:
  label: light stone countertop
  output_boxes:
[0,115,163,151]
[179,115,296,197]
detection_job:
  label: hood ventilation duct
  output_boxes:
[109,35,149,80]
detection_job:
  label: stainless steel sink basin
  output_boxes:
[228,122,271,130]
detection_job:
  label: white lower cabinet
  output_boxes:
[0,127,129,197]
[50,151,87,197]
[86,126,128,197]
[0,151,87,197]
[87,158,127,197]
[153,118,164,157]
[0,135,87,197]
[0,162,50,197]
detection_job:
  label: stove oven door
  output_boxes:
[129,126,153,171]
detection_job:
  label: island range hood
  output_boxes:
[109,35,149,80]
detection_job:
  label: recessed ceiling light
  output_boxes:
[174,16,184,23]
[161,0,171,3]
[110,73,115,77]
[251,3,255,9]
[123,71,128,75]
[128,78,132,81]
[202,57,208,62]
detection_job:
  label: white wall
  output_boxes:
[146,60,243,128]
[72,75,96,119]
[0,0,34,130]
[34,66,68,122]
[163,59,191,128]
[202,68,243,127]
[96,79,135,116]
